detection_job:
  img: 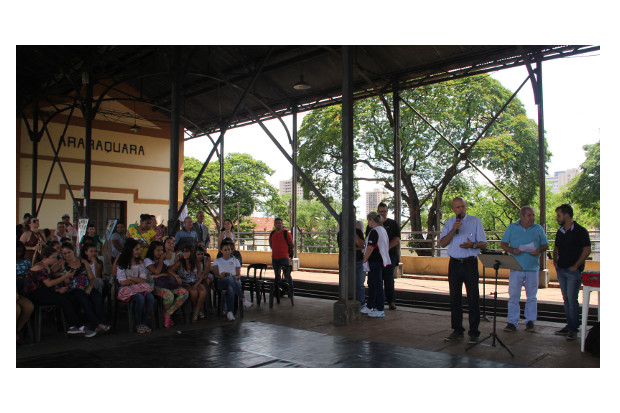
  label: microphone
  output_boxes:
[455,214,462,235]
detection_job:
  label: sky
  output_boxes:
[184,52,602,217]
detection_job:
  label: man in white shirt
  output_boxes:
[440,197,487,344]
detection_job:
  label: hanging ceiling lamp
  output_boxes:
[129,100,141,133]
[293,72,311,90]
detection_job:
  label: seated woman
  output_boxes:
[80,242,105,294]
[212,239,253,321]
[128,214,156,260]
[61,242,109,336]
[162,236,177,266]
[150,215,166,242]
[16,241,34,343]
[144,241,188,328]
[16,292,34,344]
[16,241,32,296]
[46,240,65,274]
[19,216,46,263]
[116,238,154,334]
[217,220,243,265]
[168,245,206,323]
[196,244,213,293]
[23,246,85,335]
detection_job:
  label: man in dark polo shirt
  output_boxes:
[376,202,401,310]
[440,197,487,344]
[553,203,591,340]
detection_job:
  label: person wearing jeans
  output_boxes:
[362,212,391,318]
[269,218,294,285]
[376,203,401,310]
[553,204,591,340]
[131,292,154,327]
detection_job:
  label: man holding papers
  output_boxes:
[500,206,549,333]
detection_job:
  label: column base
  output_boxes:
[333,299,361,326]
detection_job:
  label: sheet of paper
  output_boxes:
[519,242,536,252]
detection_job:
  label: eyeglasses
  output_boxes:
[31,219,39,223]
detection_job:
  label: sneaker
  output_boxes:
[566,331,577,340]
[444,332,464,341]
[67,326,83,335]
[388,302,397,310]
[525,321,536,332]
[467,335,479,344]
[360,305,372,315]
[243,300,254,309]
[503,323,517,332]
[368,309,385,318]
[226,311,235,321]
[84,328,97,338]
[555,326,569,336]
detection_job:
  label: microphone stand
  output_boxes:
[481,265,490,322]
[467,257,515,358]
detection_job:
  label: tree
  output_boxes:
[565,141,600,226]
[261,193,341,253]
[298,75,548,254]
[183,153,279,230]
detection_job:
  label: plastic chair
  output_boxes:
[33,304,67,343]
[242,264,267,306]
[267,264,294,308]
[581,286,600,352]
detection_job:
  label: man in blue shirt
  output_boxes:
[440,197,487,344]
[500,206,549,333]
[174,216,198,248]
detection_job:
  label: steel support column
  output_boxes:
[392,82,401,268]
[534,62,547,270]
[168,48,181,235]
[30,104,39,215]
[246,105,339,220]
[291,106,298,257]
[83,75,93,219]
[219,132,225,227]
[333,45,360,326]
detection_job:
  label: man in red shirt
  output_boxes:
[269,217,295,283]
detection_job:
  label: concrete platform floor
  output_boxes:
[17,291,599,368]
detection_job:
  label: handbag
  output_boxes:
[154,275,180,290]
[117,282,154,302]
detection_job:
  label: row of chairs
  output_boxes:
[241,263,294,308]
[26,263,296,342]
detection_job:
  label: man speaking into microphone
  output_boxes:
[440,197,487,344]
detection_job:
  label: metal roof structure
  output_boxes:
[17,45,600,325]
[17,45,598,137]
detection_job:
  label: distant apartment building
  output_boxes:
[365,188,389,216]
[279,178,304,197]
[546,168,579,193]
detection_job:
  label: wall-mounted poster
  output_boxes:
[77,218,89,255]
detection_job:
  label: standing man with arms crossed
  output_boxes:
[376,202,401,310]
[500,206,549,333]
[440,197,487,344]
[553,204,591,340]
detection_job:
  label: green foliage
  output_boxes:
[565,141,600,223]
[260,193,341,253]
[183,153,277,229]
[297,75,546,245]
